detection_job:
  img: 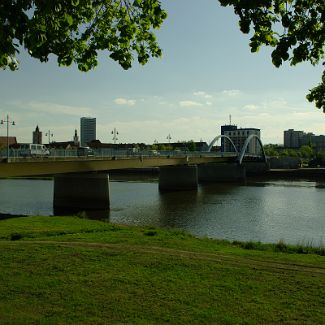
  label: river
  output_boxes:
[0,177,324,246]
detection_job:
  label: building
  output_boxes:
[32,125,42,144]
[284,129,325,152]
[0,136,17,148]
[48,141,76,150]
[73,129,79,147]
[284,129,304,148]
[301,133,325,152]
[221,124,237,152]
[224,128,261,154]
[80,117,96,146]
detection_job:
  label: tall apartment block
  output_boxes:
[284,129,325,151]
[284,129,304,148]
[80,117,96,146]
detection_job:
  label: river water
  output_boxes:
[0,178,324,246]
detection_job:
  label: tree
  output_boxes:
[186,140,196,152]
[263,144,280,156]
[299,144,314,158]
[219,0,324,112]
[0,0,167,71]
[0,1,324,111]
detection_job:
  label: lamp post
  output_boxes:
[0,114,15,162]
[167,134,172,143]
[111,128,119,144]
[46,130,54,144]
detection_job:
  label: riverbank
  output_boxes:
[0,216,324,324]
[266,167,325,179]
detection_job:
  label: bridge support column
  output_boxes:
[198,163,246,182]
[53,173,110,212]
[159,165,198,191]
[242,162,270,176]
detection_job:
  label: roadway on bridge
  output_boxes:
[0,154,235,178]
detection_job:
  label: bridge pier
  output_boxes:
[159,165,198,191]
[53,173,110,212]
[242,162,270,176]
[198,163,246,182]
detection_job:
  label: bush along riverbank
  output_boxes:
[0,216,324,324]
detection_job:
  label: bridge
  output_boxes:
[0,135,268,213]
[0,152,237,178]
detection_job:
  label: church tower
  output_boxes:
[33,125,42,144]
[73,129,80,146]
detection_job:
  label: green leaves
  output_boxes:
[219,0,325,112]
[64,13,74,26]
[307,69,325,112]
[0,0,167,72]
[71,0,80,6]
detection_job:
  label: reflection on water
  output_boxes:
[0,178,324,246]
[54,207,110,221]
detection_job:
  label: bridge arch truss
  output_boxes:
[207,135,238,154]
[237,134,267,165]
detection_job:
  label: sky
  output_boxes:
[0,0,323,146]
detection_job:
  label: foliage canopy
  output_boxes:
[0,0,324,111]
[219,0,324,111]
[0,0,167,71]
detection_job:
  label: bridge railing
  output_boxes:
[1,148,238,162]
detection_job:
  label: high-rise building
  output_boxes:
[284,129,304,148]
[80,117,96,146]
[33,125,42,144]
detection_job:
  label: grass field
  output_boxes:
[0,216,324,324]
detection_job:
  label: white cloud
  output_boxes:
[13,100,93,117]
[179,100,203,107]
[243,104,258,111]
[193,91,212,99]
[113,98,136,106]
[222,89,241,97]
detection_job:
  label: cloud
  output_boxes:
[222,89,241,97]
[179,100,203,107]
[193,91,212,99]
[13,100,94,117]
[113,98,136,106]
[243,104,258,111]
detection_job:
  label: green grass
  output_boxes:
[0,216,324,324]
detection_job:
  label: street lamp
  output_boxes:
[111,128,119,144]
[167,134,172,143]
[45,130,54,144]
[0,114,15,162]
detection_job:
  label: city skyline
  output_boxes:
[0,0,323,145]
[7,121,324,149]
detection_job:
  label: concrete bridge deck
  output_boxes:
[0,154,235,178]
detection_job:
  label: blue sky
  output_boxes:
[0,0,323,145]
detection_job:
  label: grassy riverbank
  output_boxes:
[0,216,324,324]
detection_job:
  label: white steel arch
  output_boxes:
[237,134,267,165]
[207,135,238,153]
